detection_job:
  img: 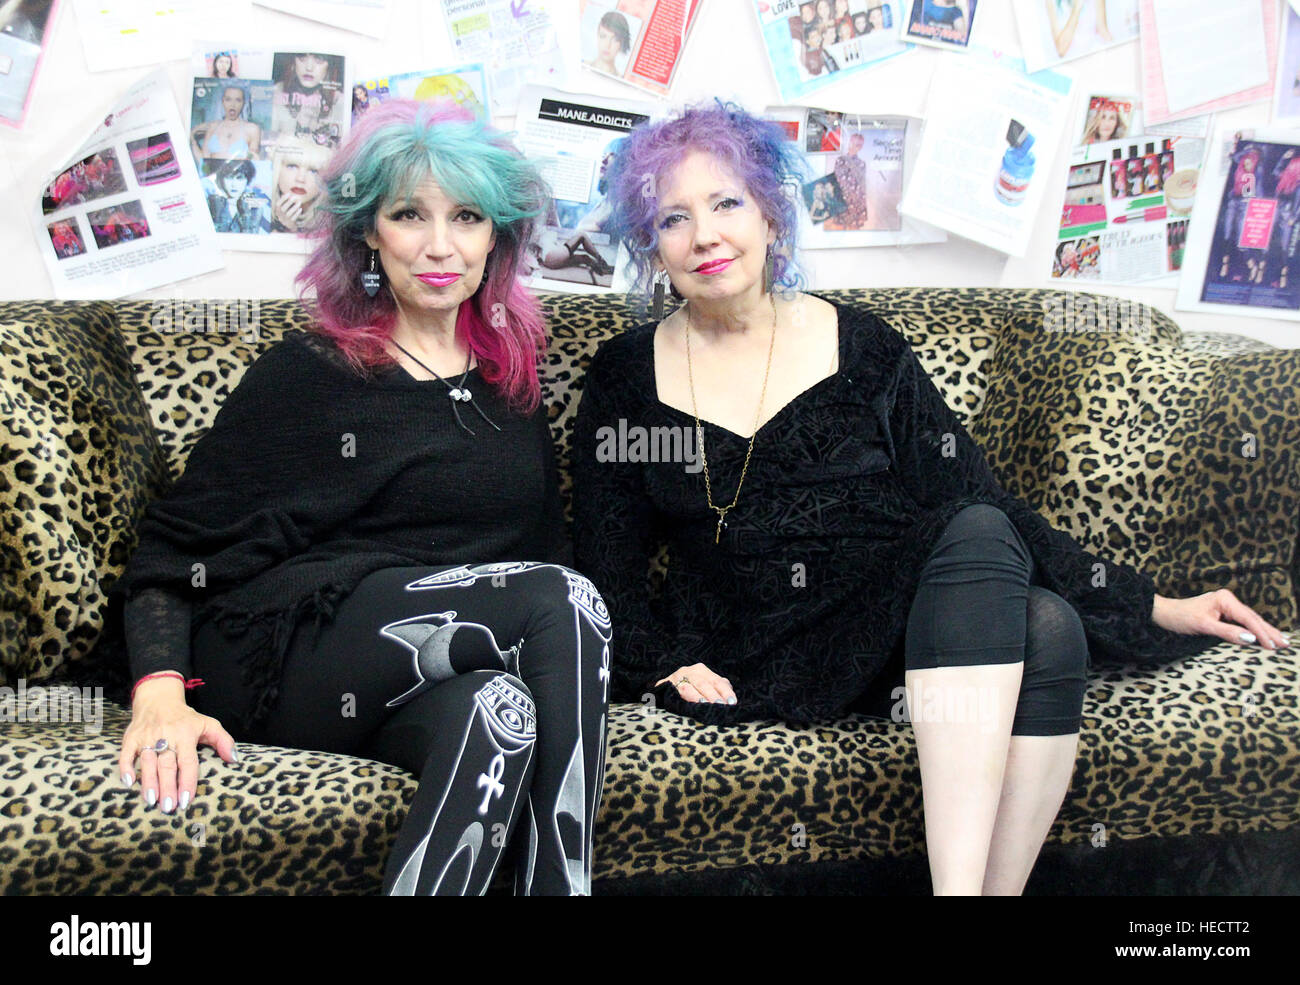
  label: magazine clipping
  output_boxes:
[438,0,566,116]
[253,0,394,40]
[578,0,702,96]
[899,52,1074,257]
[764,106,945,248]
[1138,0,1278,126]
[1013,0,1139,74]
[188,42,350,252]
[34,69,223,299]
[0,0,58,128]
[1273,3,1300,125]
[351,64,490,126]
[513,86,656,294]
[751,0,910,104]
[70,0,236,73]
[1076,92,1140,146]
[902,0,977,51]
[1052,132,1205,284]
[1176,126,1300,321]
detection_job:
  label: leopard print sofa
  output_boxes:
[1,289,1296,895]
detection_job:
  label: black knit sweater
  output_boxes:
[112,328,568,725]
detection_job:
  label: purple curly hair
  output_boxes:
[603,100,807,304]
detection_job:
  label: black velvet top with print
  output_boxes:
[572,296,1218,726]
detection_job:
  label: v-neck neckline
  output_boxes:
[650,293,846,442]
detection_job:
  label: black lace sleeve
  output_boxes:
[572,343,683,700]
[124,586,193,685]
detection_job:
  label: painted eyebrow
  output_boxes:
[387,197,481,213]
[657,190,741,216]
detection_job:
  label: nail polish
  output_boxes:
[180,791,191,811]
[162,797,174,813]
[1239,631,1256,643]
[121,772,133,788]
[146,788,157,807]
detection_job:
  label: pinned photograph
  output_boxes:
[127,133,182,186]
[352,64,489,127]
[581,3,642,80]
[42,149,129,215]
[803,173,848,224]
[904,0,977,50]
[269,51,345,150]
[87,199,151,248]
[1013,0,1139,73]
[1080,94,1135,146]
[203,48,240,79]
[202,158,272,235]
[523,226,618,288]
[46,218,86,260]
[190,80,271,163]
[268,135,330,234]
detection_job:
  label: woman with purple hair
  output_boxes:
[111,99,610,896]
[572,101,1283,895]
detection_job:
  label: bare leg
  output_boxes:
[980,732,1080,895]
[908,662,1022,895]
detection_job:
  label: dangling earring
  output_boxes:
[652,268,669,320]
[362,249,382,298]
[763,247,774,295]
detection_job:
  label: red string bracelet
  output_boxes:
[131,671,206,704]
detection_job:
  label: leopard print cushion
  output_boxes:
[2,634,1295,893]
[970,317,1300,630]
[0,303,169,684]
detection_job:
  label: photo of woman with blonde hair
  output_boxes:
[269,135,331,233]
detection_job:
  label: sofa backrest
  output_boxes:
[111,287,1190,484]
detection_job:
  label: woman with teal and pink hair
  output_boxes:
[111,99,610,896]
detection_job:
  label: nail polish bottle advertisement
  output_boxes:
[994,119,1035,206]
[1143,142,1161,192]
[1159,139,1175,183]
[1110,148,1127,200]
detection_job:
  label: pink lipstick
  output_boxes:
[695,258,733,275]
[417,272,461,286]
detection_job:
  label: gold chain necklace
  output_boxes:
[684,298,778,544]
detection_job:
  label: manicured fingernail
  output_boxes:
[1239,631,1256,643]
[145,788,157,807]
[230,747,239,763]
[121,772,133,788]
[180,791,191,811]
[727,697,737,705]
[162,797,174,813]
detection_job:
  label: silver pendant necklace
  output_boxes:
[389,338,501,435]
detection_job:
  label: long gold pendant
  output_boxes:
[714,509,728,544]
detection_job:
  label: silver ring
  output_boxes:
[153,738,169,754]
